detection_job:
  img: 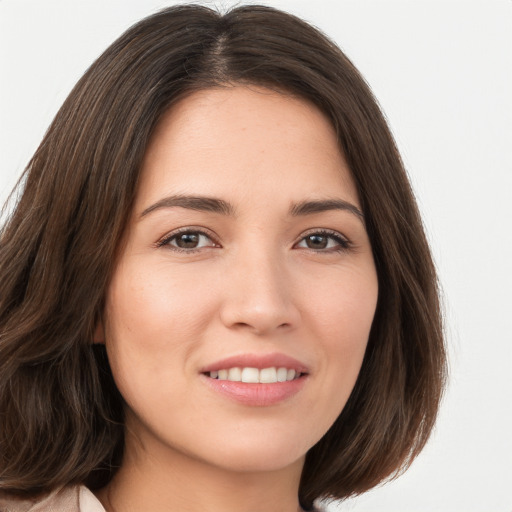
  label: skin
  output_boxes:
[94,85,378,512]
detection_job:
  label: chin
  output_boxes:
[194,434,310,474]
[210,449,306,474]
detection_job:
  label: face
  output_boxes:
[100,86,378,474]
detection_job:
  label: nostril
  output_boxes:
[219,285,300,335]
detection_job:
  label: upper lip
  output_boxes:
[200,353,309,374]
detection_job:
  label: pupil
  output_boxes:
[307,235,327,249]
[177,233,199,248]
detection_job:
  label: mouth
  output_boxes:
[200,353,309,406]
[204,367,304,383]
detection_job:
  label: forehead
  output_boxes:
[137,85,359,210]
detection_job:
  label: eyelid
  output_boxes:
[294,228,352,251]
[156,226,352,253]
[156,226,220,251]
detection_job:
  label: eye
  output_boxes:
[295,230,351,252]
[158,229,218,252]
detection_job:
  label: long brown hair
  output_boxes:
[0,4,446,508]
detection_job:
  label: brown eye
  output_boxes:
[296,231,350,252]
[161,230,217,251]
[175,232,201,248]
[305,234,328,249]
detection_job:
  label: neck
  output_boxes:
[95,430,306,512]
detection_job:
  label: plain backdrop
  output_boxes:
[1,1,511,510]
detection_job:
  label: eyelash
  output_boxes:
[156,227,219,253]
[156,228,352,254]
[297,229,352,252]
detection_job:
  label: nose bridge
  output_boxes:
[219,239,299,334]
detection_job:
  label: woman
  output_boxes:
[0,4,446,512]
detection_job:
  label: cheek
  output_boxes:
[301,264,378,413]
[106,260,219,337]
[103,261,219,392]
[304,261,378,344]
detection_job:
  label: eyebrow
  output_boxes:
[289,199,364,221]
[141,195,235,217]
[140,194,364,221]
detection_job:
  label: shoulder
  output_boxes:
[0,486,104,512]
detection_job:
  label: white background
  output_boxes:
[1,1,511,510]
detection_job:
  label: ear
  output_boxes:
[93,321,106,344]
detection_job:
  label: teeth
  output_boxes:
[209,367,301,383]
[241,367,259,383]
[276,367,288,382]
[228,367,242,381]
[259,367,277,383]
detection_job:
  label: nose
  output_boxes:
[219,249,300,336]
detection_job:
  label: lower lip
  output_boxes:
[202,375,307,406]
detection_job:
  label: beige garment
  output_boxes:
[0,486,326,512]
[0,486,105,512]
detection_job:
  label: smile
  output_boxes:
[207,367,302,383]
[200,354,309,406]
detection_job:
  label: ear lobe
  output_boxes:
[93,321,106,344]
